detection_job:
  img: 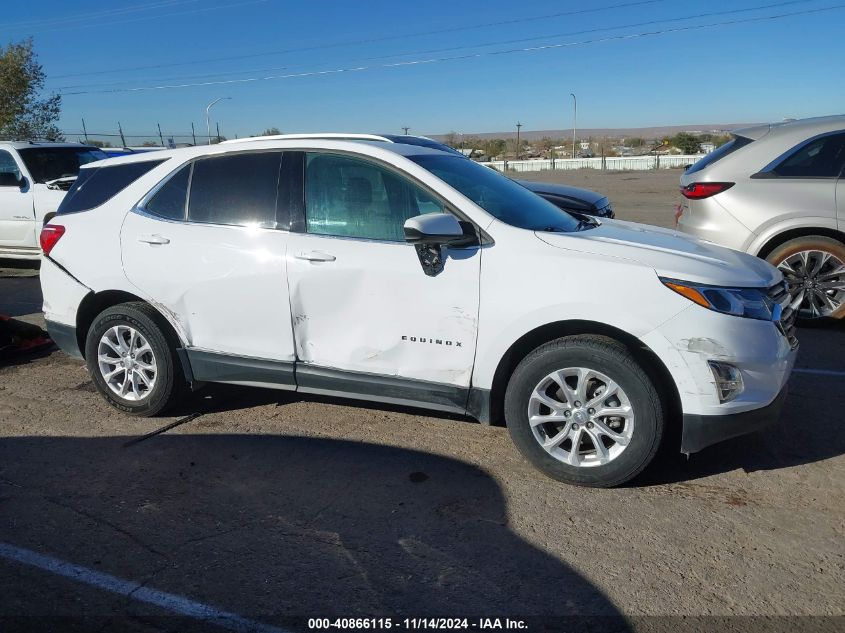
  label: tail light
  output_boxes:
[681,182,734,200]
[39,224,66,256]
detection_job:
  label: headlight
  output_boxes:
[661,278,773,321]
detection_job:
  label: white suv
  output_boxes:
[0,142,107,259]
[40,138,797,486]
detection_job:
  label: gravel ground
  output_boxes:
[0,170,842,631]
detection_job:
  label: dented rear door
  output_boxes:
[286,151,480,387]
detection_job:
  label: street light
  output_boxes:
[516,122,522,160]
[570,93,577,159]
[205,97,231,145]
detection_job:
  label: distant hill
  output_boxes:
[430,124,758,141]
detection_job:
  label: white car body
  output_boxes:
[40,138,797,478]
[0,142,106,260]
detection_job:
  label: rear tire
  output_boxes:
[504,335,664,487]
[766,236,845,321]
[85,302,186,416]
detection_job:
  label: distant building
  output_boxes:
[699,142,716,154]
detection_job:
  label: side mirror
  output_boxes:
[0,172,23,188]
[404,213,466,245]
[404,213,476,277]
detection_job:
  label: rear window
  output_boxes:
[684,136,752,175]
[56,160,165,215]
[17,147,107,183]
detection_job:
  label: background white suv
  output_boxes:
[677,115,845,320]
[0,142,106,259]
[40,138,796,486]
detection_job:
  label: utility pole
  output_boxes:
[157,123,164,147]
[191,122,197,145]
[81,119,89,143]
[402,127,410,135]
[515,122,522,161]
[118,122,126,147]
[205,97,230,145]
[216,122,221,144]
[570,93,577,159]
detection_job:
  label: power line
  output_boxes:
[0,0,199,31]
[58,4,845,96]
[51,0,672,79]
[6,0,270,37]
[55,0,824,93]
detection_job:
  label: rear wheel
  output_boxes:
[504,335,664,487]
[766,236,845,320]
[85,302,186,416]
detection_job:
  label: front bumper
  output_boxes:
[681,383,788,453]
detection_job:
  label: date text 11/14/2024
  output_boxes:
[308,618,528,630]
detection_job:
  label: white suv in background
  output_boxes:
[40,138,796,487]
[0,142,107,259]
[677,115,845,320]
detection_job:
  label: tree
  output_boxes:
[671,132,702,154]
[85,139,112,148]
[443,131,460,148]
[0,39,62,141]
[258,127,281,136]
[483,138,506,159]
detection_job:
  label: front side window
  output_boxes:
[0,150,21,181]
[188,152,282,227]
[17,147,107,183]
[144,164,191,221]
[305,153,445,241]
[772,133,845,178]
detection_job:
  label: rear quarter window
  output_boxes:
[56,160,166,215]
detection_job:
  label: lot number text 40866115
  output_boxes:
[307,618,528,630]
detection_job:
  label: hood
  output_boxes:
[515,179,606,208]
[536,218,780,287]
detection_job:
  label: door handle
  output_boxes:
[294,250,336,262]
[138,234,170,245]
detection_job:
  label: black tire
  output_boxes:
[504,335,664,487]
[765,236,845,321]
[85,302,186,416]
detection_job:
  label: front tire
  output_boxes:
[85,302,186,416]
[766,236,845,321]
[504,335,664,487]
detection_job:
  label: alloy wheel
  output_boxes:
[777,250,845,319]
[97,325,157,401]
[527,367,634,468]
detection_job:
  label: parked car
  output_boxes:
[40,138,796,487]
[0,141,107,260]
[224,133,614,218]
[677,115,845,320]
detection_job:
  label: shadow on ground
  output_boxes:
[0,434,628,631]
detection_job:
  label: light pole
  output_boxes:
[205,97,231,145]
[402,127,410,135]
[570,93,577,159]
[516,122,522,160]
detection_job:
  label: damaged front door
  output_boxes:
[287,152,480,402]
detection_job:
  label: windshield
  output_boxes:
[410,154,582,232]
[17,147,108,183]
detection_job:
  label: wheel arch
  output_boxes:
[756,226,845,259]
[75,290,185,359]
[482,320,682,438]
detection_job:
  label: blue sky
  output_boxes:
[3,0,843,140]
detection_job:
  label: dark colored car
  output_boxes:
[515,180,615,219]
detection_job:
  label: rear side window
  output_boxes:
[143,164,191,220]
[57,160,166,215]
[188,152,282,227]
[685,136,753,175]
[771,133,845,178]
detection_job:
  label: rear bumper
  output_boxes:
[681,384,787,453]
[45,320,82,359]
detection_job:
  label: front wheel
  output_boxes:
[766,236,845,321]
[85,302,186,416]
[504,335,664,487]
